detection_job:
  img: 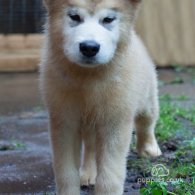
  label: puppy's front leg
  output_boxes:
[80,128,97,186]
[50,112,81,195]
[95,121,133,195]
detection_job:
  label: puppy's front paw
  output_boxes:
[137,142,162,157]
[80,167,97,186]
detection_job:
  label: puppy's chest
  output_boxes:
[80,92,113,128]
[79,81,127,124]
[65,74,131,124]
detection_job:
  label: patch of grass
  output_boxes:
[140,164,195,195]
[140,179,195,195]
[160,94,173,101]
[169,77,184,84]
[140,181,170,195]
[186,67,195,75]
[160,94,189,101]
[185,138,195,150]
[170,163,195,179]
[32,106,44,112]
[175,138,195,163]
[171,64,184,73]
[156,95,194,141]
[156,102,182,141]
[139,94,195,195]
[176,95,189,101]
[127,157,153,175]
[12,140,26,149]
[172,179,195,195]
[183,108,195,124]
[169,65,195,78]
[158,77,184,86]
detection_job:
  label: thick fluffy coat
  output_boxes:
[40,0,161,194]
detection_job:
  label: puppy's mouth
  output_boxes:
[78,56,100,67]
[81,56,97,64]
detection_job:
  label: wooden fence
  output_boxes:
[136,0,195,66]
[0,0,195,71]
[0,34,41,72]
[0,0,44,34]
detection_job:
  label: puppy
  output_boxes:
[40,0,162,194]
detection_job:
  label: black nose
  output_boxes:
[80,41,100,57]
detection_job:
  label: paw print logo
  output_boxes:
[151,164,169,177]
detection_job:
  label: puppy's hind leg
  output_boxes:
[135,102,162,157]
[80,129,97,186]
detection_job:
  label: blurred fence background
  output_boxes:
[136,0,195,67]
[0,0,45,34]
[0,0,195,71]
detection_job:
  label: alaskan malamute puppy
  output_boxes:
[40,0,162,194]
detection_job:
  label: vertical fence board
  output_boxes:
[136,0,195,66]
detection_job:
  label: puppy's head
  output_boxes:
[44,0,142,67]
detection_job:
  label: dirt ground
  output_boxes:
[0,68,195,195]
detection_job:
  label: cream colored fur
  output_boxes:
[40,0,162,194]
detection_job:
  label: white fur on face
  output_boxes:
[63,8,121,67]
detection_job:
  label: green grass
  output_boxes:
[175,138,195,163]
[172,178,195,195]
[32,106,44,112]
[140,181,169,195]
[156,101,182,141]
[12,140,26,149]
[139,94,195,195]
[159,66,195,85]
[170,163,195,179]
[140,179,195,195]
[159,94,190,101]
[156,94,195,141]
[140,163,195,195]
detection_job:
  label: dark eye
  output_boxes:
[69,14,81,22]
[102,17,116,24]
